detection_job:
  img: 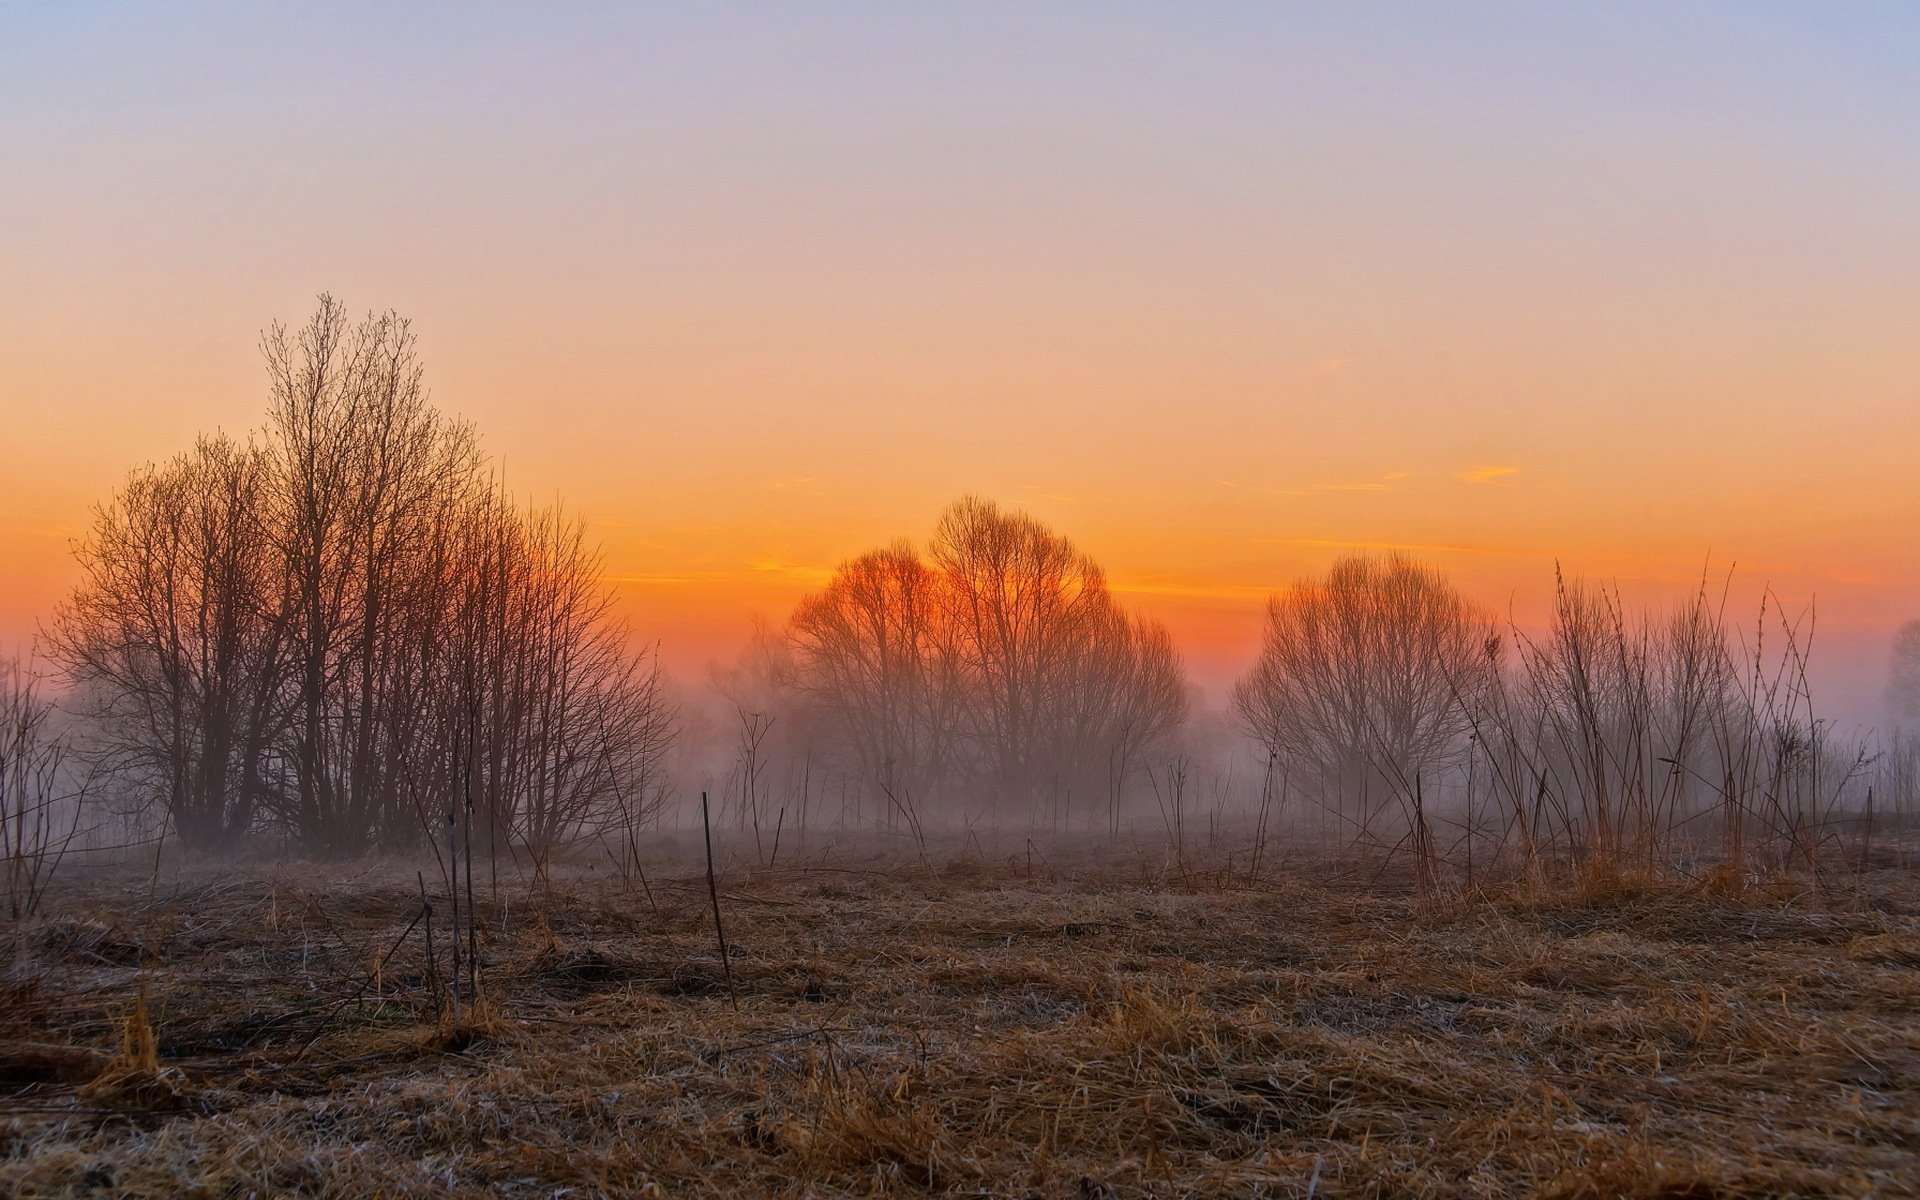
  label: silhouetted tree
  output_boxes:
[53,296,675,859]
[1234,553,1496,820]
[261,297,482,854]
[788,542,962,808]
[787,498,1187,824]
[51,435,288,850]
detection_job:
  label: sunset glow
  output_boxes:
[3,4,1916,721]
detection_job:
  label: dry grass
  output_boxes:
[2,840,1916,1198]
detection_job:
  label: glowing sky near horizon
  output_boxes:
[3,3,1918,722]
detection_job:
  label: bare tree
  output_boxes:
[787,542,962,812]
[1069,607,1187,832]
[51,436,288,850]
[1234,553,1497,827]
[466,504,674,867]
[2,662,93,920]
[261,296,483,855]
[52,296,676,862]
[786,498,1188,826]
[933,497,1129,812]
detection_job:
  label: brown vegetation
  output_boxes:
[2,839,1915,1198]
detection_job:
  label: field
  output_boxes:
[3,839,1917,1198]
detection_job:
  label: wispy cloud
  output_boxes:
[603,573,699,586]
[0,522,82,540]
[604,559,837,588]
[1458,465,1519,484]
[748,558,836,585]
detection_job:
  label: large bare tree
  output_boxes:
[260,297,483,854]
[53,297,675,860]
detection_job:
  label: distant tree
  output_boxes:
[1087,610,1188,837]
[1233,553,1497,816]
[1890,620,1920,725]
[787,542,961,808]
[786,498,1188,823]
[707,615,807,838]
[930,497,1125,808]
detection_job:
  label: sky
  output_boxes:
[3,3,1917,726]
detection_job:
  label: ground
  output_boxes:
[2,840,1917,1198]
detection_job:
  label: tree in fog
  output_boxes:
[53,296,674,859]
[1890,620,1920,725]
[707,617,808,841]
[788,542,962,805]
[1233,553,1497,814]
[933,497,1161,806]
[1095,615,1187,810]
[3,661,93,919]
[786,498,1188,821]
[51,436,288,850]
[260,297,483,854]
[456,503,674,865]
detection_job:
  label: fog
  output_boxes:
[5,299,1917,901]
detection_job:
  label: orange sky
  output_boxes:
[3,6,1917,725]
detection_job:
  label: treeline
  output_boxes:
[1232,554,1906,881]
[42,298,1193,862]
[707,540,1897,879]
[30,297,1913,879]
[50,298,671,859]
